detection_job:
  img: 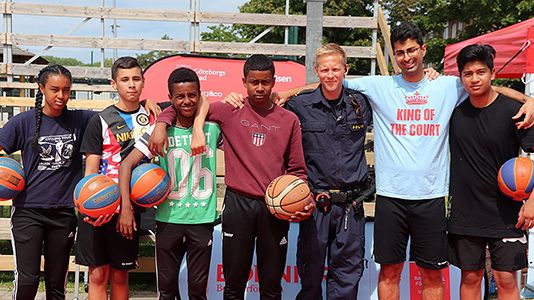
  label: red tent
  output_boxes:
[443,18,534,78]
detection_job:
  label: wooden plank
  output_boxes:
[4,34,373,59]
[199,12,376,29]
[216,149,225,177]
[2,3,375,29]
[364,202,375,219]
[0,96,114,110]
[1,63,111,79]
[0,200,12,206]
[4,2,191,22]
[7,33,191,53]
[0,218,10,240]
[377,7,400,73]
[196,42,374,58]
[0,81,115,92]
[0,255,155,273]
[376,44,389,76]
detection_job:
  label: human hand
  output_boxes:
[191,126,206,156]
[424,68,440,80]
[513,99,534,129]
[148,122,169,156]
[117,205,137,239]
[144,99,162,118]
[289,195,316,222]
[272,91,292,106]
[517,200,534,230]
[222,92,245,109]
[83,213,114,227]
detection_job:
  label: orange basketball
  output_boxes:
[265,175,311,221]
[74,174,120,219]
[0,157,25,201]
[498,157,534,201]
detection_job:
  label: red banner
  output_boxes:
[140,55,306,103]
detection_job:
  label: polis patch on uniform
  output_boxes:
[252,132,265,147]
[136,113,150,126]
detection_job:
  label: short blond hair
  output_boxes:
[315,43,347,67]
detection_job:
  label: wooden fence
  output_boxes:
[0,1,399,93]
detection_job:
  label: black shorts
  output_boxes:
[75,213,140,270]
[373,195,448,270]
[448,233,527,272]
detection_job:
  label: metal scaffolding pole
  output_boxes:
[304,0,326,83]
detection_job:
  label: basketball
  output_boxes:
[265,174,312,221]
[0,157,25,201]
[130,163,171,207]
[73,174,120,218]
[497,157,534,201]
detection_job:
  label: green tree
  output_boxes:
[89,58,114,68]
[201,24,246,42]
[135,34,178,69]
[382,0,534,68]
[201,0,376,75]
[42,56,86,66]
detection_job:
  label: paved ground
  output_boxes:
[0,290,158,299]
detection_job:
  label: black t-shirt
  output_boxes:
[0,109,96,208]
[448,94,534,238]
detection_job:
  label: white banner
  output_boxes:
[174,222,468,299]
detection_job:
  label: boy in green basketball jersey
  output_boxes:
[118,67,221,300]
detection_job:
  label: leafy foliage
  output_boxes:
[200,0,377,75]
[42,56,86,67]
[382,0,534,67]
[135,34,179,69]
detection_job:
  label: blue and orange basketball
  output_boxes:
[497,157,534,201]
[73,174,120,218]
[0,157,25,201]
[130,163,171,207]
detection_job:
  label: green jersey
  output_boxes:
[136,121,221,224]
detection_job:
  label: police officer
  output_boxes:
[285,43,372,299]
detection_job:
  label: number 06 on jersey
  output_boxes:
[156,122,222,224]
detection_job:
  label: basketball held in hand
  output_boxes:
[497,157,534,201]
[265,175,311,221]
[0,157,25,201]
[74,174,120,219]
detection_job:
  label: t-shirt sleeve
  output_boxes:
[343,78,364,91]
[157,106,176,126]
[80,114,103,155]
[82,110,98,124]
[0,113,26,154]
[133,124,154,159]
[343,77,378,104]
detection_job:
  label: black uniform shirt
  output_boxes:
[286,87,372,192]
